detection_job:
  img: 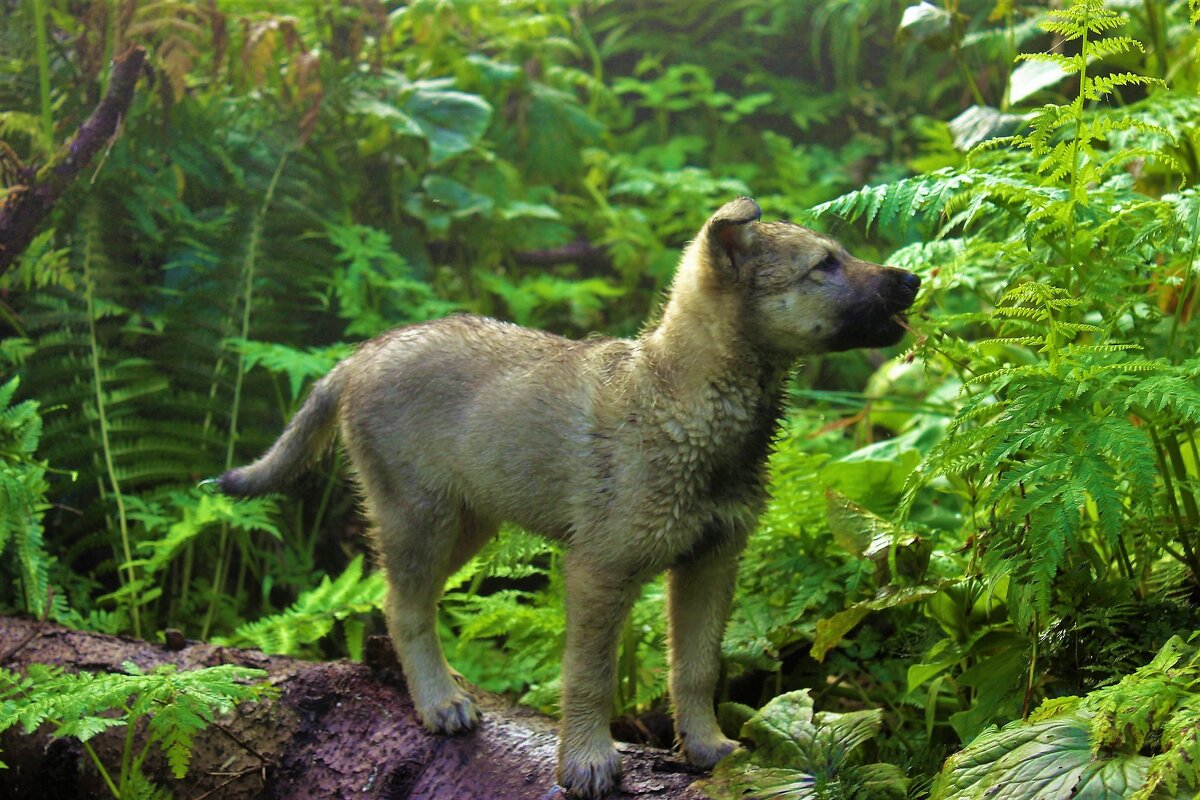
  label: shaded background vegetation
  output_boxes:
[3,0,1200,797]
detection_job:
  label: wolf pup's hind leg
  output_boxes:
[366,483,493,734]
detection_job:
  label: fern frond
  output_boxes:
[0,377,59,617]
[990,306,1049,322]
[218,555,385,655]
[1015,52,1084,76]
[811,169,979,233]
[1084,72,1162,102]
[1082,37,1145,60]
[965,364,1050,387]
[1040,1,1127,40]
[1125,366,1200,423]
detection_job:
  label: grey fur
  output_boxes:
[216,198,920,798]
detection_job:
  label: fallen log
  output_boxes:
[0,615,707,800]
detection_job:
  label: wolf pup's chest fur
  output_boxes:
[216,197,920,799]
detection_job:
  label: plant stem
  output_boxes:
[32,0,52,147]
[119,705,137,796]
[1064,3,1092,283]
[1167,191,1200,357]
[1163,431,1200,526]
[82,740,121,799]
[203,145,292,640]
[1021,629,1038,718]
[310,451,340,546]
[952,45,987,107]
[84,227,141,639]
[1142,0,1168,80]
[1150,425,1200,576]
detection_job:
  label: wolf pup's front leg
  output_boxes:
[667,543,742,767]
[556,558,643,798]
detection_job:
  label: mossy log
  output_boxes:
[0,615,708,800]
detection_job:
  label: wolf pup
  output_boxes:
[216,198,919,798]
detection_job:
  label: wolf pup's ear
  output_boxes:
[705,197,762,282]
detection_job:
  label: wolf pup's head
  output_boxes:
[700,197,920,356]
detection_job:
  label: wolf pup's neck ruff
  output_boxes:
[214,197,920,799]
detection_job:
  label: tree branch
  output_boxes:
[513,240,612,276]
[0,45,147,274]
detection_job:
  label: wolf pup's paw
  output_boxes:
[557,745,621,799]
[418,690,479,735]
[681,734,739,770]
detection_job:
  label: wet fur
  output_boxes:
[217,198,919,798]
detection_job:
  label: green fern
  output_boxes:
[932,634,1200,800]
[324,222,459,338]
[218,554,385,657]
[802,0,1200,745]
[0,377,64,618]
[899,280,1180,617]
[226,340,354,407]
[810,167,980,236]
[0,661,274,796]
[888,0,1196,617]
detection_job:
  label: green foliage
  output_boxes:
[700,690,907,800]
[0,661,274,797]
[440,526,669,715]
[930,635,1200,800]
[780,0,1200,784]
[217,554,384,659]
[2,0,1200,794]
[323,222,457,338]
[0,377,63,619]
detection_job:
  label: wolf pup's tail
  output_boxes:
[213,365,348,497]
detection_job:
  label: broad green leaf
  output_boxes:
[1009,58,1073,104]
[348,94,423,138]
[498,201,562,221]
[422,175,494,218]
[908,655,959,694]
[350,79,492,165]
[403,80,493,164]
[811,605,872,663]
[741,690,884,778]
[949,646,1028,742]
[704,690,906,800]
[821,446,921,515]
[826,489,891,556]
[949,105,1029,150]
[698,749,818,800]
[741,690,817,766]
[809,707,887,771]
[899,2,956,49]
[931,713,1153,800]
[811,584,942,661]
[855,763,909,800]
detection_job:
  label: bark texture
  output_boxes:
[0,46,147,273]
[0,616,708,800]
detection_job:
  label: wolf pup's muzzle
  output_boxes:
[827,267,920,352]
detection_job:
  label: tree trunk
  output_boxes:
[0,616,708,800]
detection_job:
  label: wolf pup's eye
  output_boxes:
[815,254,840,273]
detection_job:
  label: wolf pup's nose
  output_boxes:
[897,271,921,306]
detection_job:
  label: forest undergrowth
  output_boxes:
[2,0,1200,797]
